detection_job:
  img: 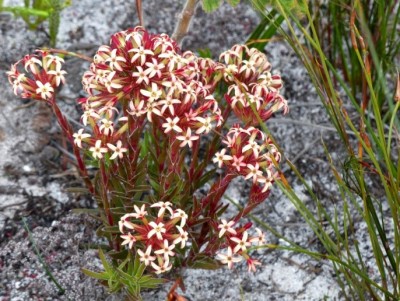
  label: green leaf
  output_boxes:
[246,9,284,51]
[132,251,144,276]
[48,0,61,46]
[109,249,129,260]
[81,268,109,280]
[138,276,165,288]
[202,0,222,12]
[102,225,122,234]
[98,248,112,272]
[71,208,100,214]
[198,48,212,58]
[1,6,49,18]
[189,256,220,270]
[227,0,240,6]
[131,251,140,274]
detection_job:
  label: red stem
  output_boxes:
[190,173,236,252]
[50,100,94,194]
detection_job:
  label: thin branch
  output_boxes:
[0,200,28,211]
[43,48,93,62]
[172,0,199,46]
[136,0,144,27]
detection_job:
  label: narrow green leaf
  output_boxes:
[81,268,109,280]
[71,208,100,214]
[98,248,111,271]
[198,48,212,58]
[201,0,222,12]
[227,0,240,6]
[189,256,220,270]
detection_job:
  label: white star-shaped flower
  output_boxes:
[173,226,189,248]
[144,58,165,78]
[245,163,262,183]
[132,66,150,85]
[217,219,237,238]
[73,129,91,148]
[213,149,233,168]
[176,128,199,148]
[147,222,166,240]
[151,260,172,274]
[107,140,128,160]
[131,204,147,219]
[35,81,54,100]
[137,246,156,266]
[195,116,213,134]
[230,231,251,253]
[162,117,183,134]
[99,118,114,136]
[120,232,136,249]
[172,209,188,227]
[154,239,175,260]
[249,228,266,246]
[216,247,242,269]
[89,140,108,159]
[47,67,67,87]
[106,49,126,71]
[140,83,162,103]
[129,46,154,65]
[151,201,174,217]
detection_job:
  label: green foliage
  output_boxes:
[201,0,240,13]
[245,8,283,51]
[198,48,213,58]
[82,249,165,300]
[249,0,400,299]
[187,255,220,269]
[48,0,62,47]
[251,0,308,16]
[0,0,71,46]
[22,218,66,296]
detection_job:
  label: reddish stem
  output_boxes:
[190,173,236,253]
[50,100,94,194]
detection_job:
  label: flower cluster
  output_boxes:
[7,51,66,101]
[220,44,288,125]
[213,124,281,193]
[75,26,224,160]
[8,26,288,283]
[216,219,265,271]
[119,202,188,274]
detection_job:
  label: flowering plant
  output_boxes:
[8,26,287,299]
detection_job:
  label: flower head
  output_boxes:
[147,222,166,240]
[154,239,175,260]
[230,231,251,253]
[176,128,199,148]
[120,232,136,249]
[213,149,233,168]
[89,140,107,158]
[107,140,128,160]
[151,201,174,217]
[137,246,156,266]
[35,81,54,100]
[216,247,242,269]
[218,219,237,238]
[73,129,91,148]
